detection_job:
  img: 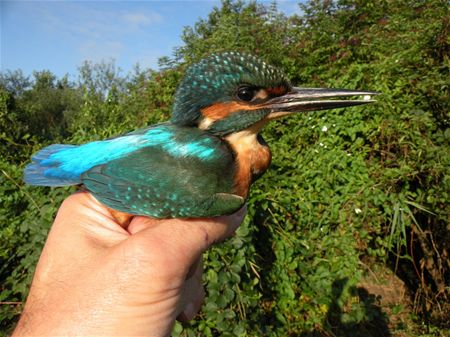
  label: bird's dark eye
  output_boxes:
[237,86,256,102]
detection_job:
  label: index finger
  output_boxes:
[126,205,247,266]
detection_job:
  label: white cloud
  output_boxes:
[79,40,124,63]
[123,12,163,29]
[30,2,164,64]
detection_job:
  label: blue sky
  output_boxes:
[1,1,303,79]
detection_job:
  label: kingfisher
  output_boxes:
[24,52,376,221]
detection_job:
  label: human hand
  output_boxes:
[12,191,246,336]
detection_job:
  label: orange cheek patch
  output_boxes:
[201,102,262,121]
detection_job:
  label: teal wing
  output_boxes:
[81,128,244,218]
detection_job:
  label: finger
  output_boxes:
[128,205,246,238]
[53,192,130,247]
[187,203,247,248]
[120,207,246,289]
[210,204,247,242]
[177,257,205,322]
[127,216,161,235]
[128,205,247,266]
[56,191,111,226]
[186,255,203,279]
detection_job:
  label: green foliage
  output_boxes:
[0,161,72,334]
[1,0,448,336]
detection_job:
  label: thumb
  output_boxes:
[125,205,247,272]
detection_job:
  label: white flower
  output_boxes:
[321,125,328,132]
[354,208,362,214]
[319,142,324,147]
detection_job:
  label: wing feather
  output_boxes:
[82,131,242,218]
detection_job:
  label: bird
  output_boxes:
[24,52,376,221]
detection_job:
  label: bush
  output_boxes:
[1,1,448,336]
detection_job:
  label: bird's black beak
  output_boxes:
[264,87,379,119]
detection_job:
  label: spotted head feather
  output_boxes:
[171,52,290,127]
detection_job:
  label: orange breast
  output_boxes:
[225,130,272,198]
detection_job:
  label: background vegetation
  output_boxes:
[1,0,448,336]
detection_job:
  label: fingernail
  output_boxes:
[183,302,197,320]
[234,204,247,219]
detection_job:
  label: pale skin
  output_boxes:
[12,192,246,337]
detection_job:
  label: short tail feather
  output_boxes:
[24,144,81,186]
[30,144,76,163]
